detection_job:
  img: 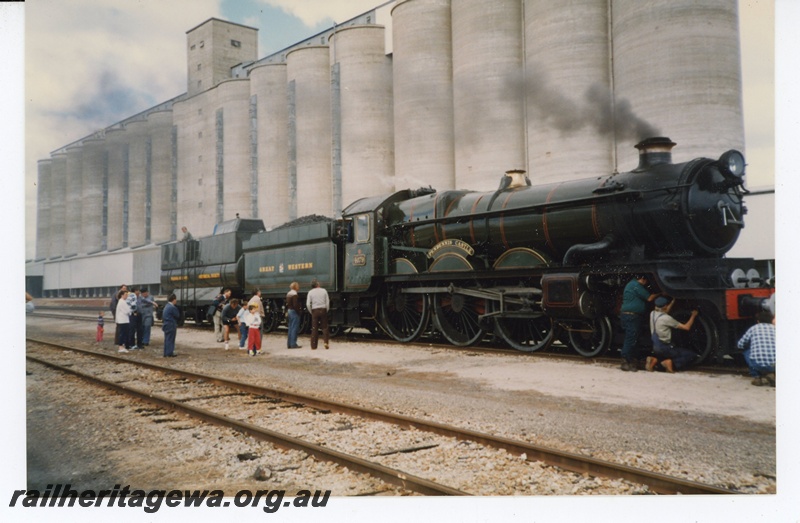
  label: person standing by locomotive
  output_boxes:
[109,284,127,320]
[210,288,231,343]
[648,296,699,373]
[737,311,776,386]
[126,287,141,350]
[286,282,303,349]
[221,298,242,350]
[96,311,104,343]
[619,276,659,371]
[162,294,181,358]
[245,303,263,356]
[236,304,249,349]
[138,288,158,347]
[306,279,330,350]
[247,289,266,342]
[115,289,132,353]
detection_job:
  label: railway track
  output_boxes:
[26,337,735,495]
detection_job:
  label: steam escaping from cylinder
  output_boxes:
[508,67,660,143]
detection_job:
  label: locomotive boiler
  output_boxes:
[385,137,743,264]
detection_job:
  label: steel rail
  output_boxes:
[27,337,736,495]
[25,352,468,496]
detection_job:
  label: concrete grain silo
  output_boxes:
[80,135,106,253]
[104,127,128,250]
[249,63,290,229]
[452,0,525,191]
[524,0,614,183]
[147,110,175,244]
[64,143,83,255]
[216,79,253,222]
[35,159,52,260]
[125,119,149,247]
[48,151,67,257]
[392,0,455,192]
[611,0,744,168]
[173,91,219,236]
[286,46,332,219]
[329,24,394,212]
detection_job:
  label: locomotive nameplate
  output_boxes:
[353,254,367,266]
[427,239,474,259]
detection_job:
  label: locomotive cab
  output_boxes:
[341,189,431,291]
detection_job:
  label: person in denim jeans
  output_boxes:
[236,305,249,349]
[162,294,181,357]
[738,311,776,386]
[619,276,659,371]
[138,288,158,346]
[286,282,302,349]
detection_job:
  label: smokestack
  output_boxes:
[634,137,676,170]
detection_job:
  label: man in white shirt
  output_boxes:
[306,279,330,350]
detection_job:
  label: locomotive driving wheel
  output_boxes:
[378,285,430,342]
[490,301,556,352]
[431,290,487,346]
[671,312,717,365]
[565,316,613,357]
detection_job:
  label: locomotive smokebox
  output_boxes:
[634,137,676,170]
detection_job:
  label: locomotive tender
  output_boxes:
[161,137,772,363]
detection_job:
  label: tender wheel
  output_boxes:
[566,316,613,357]
[671,312,717,365]
[262,299,281,333]
[491,302,556,352]
[431,291,486,346]
[194,307,205,326]
[300,310,312,334]
[328,323,344,337]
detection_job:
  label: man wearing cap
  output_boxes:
[619,276,659,371]
[648,297,699,372]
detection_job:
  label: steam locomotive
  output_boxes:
[161,137,772,364]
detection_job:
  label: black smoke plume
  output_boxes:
[506,67,660,143]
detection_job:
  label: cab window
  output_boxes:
[356,214,370,243]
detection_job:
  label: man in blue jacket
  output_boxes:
[162,294,181,358]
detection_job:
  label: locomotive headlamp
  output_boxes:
[718,150,746,179]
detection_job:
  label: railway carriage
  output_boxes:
[159,218,265,322]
